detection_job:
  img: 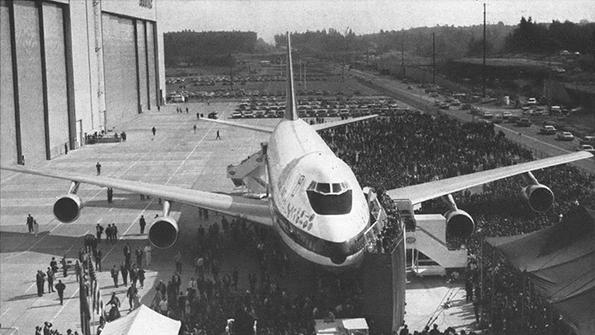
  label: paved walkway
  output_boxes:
[0,102,273,334]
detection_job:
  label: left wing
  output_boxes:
[311,115,378,131]
[387,151,592,204]
[0,165,273,226]
[199,118,274,133]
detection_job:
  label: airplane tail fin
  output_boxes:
[284,32,299,121]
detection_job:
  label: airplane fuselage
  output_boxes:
[266,119,370,268]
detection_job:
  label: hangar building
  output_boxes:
[1,0,166,165]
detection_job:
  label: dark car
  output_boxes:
[208,112,218,119]
[516,118,531,127]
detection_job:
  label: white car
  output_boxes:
[577,144,595,154]
[527,97,537,105]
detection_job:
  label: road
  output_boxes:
[349,68,595,174]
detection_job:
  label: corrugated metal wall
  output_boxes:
[102,13,139,129]
[42,2,69,158]
[13,0,46,163]
[0,0,17,165]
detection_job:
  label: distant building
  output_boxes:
[0,0,166,165]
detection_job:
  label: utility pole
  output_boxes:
[482,2,487,97]
[401,37,406,77]
[432,32,436,84]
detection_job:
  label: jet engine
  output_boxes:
[522,184,554,213]
[148,216,179,248]
[442,194,475,240]
[521,171,554,213]
[53,194,83,223]
[148,200,179,248]
[444,209,475,240]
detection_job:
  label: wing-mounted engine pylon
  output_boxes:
[227,143,268,194]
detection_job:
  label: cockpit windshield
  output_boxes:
[307,181,353,215]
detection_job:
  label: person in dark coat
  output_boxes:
[135,248,143,267]
[139,215,146,234]
[55,280,66,304]
[96,224,104,243]
[138,267,145,289]
[27,214,34,233]
[110,265,119,288]
[46,267,55,292]
[120,263,129,286]
[36,270,46,296]
[96,162,101,175]
[123,244,131,268]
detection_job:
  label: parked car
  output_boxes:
[538,125,557,135]
[516,118,531,127]
[579,135,595,145]
[577,144,595,154]
[556,131,574,141]
[527,97,537,105]
[207,112,218,119]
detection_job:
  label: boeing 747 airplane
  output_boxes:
[2,34,591,269]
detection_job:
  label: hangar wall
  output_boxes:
[0,0,165,166]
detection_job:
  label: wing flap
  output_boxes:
[1,165,273,226]
[387,151,592,204]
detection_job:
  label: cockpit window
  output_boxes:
[307,181,353,215]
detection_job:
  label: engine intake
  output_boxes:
[445,209,475,240]
[53,194,82,223]
[522,184,554,213]
[149,216,179,249]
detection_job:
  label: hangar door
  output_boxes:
[102,13,139,129]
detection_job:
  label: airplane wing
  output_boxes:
[311,115,378,131]
[386,151,592,204]
[199,118,274,133]
[0,165,273,226]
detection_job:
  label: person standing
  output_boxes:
[126,283,138,311]
[130,266,138,287]
[96,162,102,175]
[120,263,129,286]
[138,267,145,289]
[55,280,66,305]
[46,267,55,292]
[112,224,118,242]
[215,130,221,140]
[139,215,146,234]
[96,224,104,243]
[33,220,39,237]
[193,125,197,134]
[135,248,143,267]
[151,126,156,136]
[61,257,68,277]
[144,243,152,266]
[175,250,182,273]
[107,188,113,203]
[36,270,45,296]
[27,214,34,233]
[123,243,131,268]
[74,260,81,283]
[110,265,119,288]
[95,249,102,271]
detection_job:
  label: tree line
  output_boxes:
[164,31,258,66]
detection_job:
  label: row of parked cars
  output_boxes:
[230,96,414,119]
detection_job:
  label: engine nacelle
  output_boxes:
[522,184,554,213]
[444,209,475,240]
[53,194,82,223]
[148,216,179,249]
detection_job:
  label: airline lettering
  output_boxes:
[286,202,315,231]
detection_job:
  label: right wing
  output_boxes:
[386,151,592,204]
[1,165,273,226]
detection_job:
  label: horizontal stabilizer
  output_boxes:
[311,115,378,131]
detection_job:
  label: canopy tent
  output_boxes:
[100,304,181,335]
[486,207,595,335]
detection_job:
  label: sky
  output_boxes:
[157,0,595,43]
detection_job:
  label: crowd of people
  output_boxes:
[147,215,367,335]
[321,113,593,334]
